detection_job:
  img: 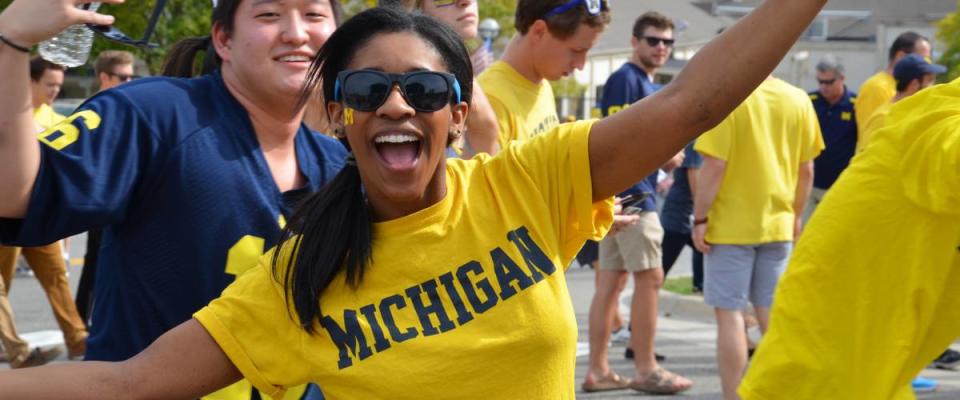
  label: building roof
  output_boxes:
[595,0,954,55]
[709,0,954,39]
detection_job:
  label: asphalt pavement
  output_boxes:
[4,234,959,399]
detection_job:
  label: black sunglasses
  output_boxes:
[544,0,603,18]
[83,0,167,48]
[334,70,462,113]
[107,72,136,82]
[818,79,837,85]
[640,36,675,47]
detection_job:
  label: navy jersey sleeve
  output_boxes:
[682,142,703,169]
[0,90,163,246]
[600,69,641,117]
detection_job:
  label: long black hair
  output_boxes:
[277,6,474,334]
[161,0,344,77]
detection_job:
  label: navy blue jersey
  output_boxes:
[600,62,660,210]
[809,88,857,189]
[0,71,347,361]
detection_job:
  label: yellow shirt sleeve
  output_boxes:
[485,94,518,150]
[800,100,825,162]
[695,110,736,161]
[493,120,614,261]
[194,250,310,399]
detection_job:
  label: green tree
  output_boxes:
[0,0,212,74]
[936,2,960,82]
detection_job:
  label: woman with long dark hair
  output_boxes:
[0,0,824,398]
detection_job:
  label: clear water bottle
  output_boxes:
[38,2,101,68]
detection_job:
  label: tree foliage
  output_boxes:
[0,0,519,74]
[936,2,960,82]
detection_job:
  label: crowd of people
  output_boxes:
[0,0,955,399]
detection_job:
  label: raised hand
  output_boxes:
[0,0,124,47]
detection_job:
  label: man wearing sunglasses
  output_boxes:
[583,11,691,395]
[478,0,609,149]
[94,50,136,91]
[854,31,930,148]
[803,56,856,219]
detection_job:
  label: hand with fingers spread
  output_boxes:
[0,0,123,47]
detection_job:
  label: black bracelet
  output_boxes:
[0,32,31,53]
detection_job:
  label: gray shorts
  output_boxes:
[704,242,792,310]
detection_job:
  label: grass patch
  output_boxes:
[662,276,695,296]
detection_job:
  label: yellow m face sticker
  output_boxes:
[344,107,355,126]
[841,111,852,121]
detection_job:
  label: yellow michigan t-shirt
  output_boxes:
[478,61,560,149]
[740,79,960,400]
[695,78,824,244]
[195,121,612,399]
[855,71,896,133]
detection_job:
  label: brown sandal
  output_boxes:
[630,367,693,394]
[581,371,632,392]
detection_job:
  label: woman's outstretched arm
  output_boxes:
[588,0,827,201]
[0,319,241,399]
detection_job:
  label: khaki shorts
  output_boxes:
[599,211,663,271]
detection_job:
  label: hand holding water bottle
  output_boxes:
[0,0,123,51]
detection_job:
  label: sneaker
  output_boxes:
[911,376,939,393]
[624,348,666,362]
[610,328,631,345]
[11,347,62,369]
[15,265,33,277]
[933,349,960,370]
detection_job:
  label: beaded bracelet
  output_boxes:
[0,32,31,53]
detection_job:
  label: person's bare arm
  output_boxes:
[661,151,685,173]
[0,319,241,399]
[792,160,814,239]
[462,79,500,156]
[588,0,827,201]
[687,166,699,198]
[0,0,122,218]
[691,156,726,254]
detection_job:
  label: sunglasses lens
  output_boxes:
[344,72,391,111]
[404,74,451,112]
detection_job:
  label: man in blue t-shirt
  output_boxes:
[582,12,692,395]
[804,57,856,220]
[660,142,704,293]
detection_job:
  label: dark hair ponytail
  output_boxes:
[274,160,371,333]
[161,37,218,77]
[280,7,473,333]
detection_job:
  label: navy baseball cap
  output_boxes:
[894,54,947,86]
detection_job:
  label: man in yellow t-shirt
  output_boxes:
[0,57,80,368]
[692,77,823,400]
[478,0,610,149]
[855,31,930,138]
[740,76,960,400]
[859,54,944,152]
